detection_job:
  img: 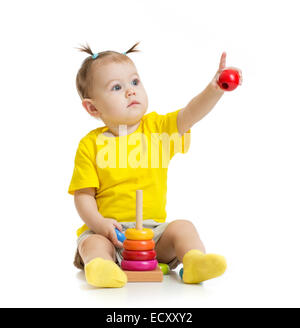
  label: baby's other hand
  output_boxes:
[100,218,124,249]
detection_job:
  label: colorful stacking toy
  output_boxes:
[120,190,163,282]
[121,190,158,271]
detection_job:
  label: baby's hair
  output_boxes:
[75,41,141,100]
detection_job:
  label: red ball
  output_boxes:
[122,249,157,261]
[217,69,240,91]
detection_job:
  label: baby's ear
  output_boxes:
[82,99,99,118]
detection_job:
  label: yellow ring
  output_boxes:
[125,228,154,240]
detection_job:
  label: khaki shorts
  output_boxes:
[74,219,181,271]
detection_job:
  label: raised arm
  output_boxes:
[177,82,224,135]
[177,52,242,135]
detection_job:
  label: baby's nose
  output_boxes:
[126,89,136,97]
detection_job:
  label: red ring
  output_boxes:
[123,239,155,251]
[122,249,156,261]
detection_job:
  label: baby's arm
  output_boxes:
[74,188,123,247]
[177,82,224,136]
[74,188,104,233]
[177,52,233,135]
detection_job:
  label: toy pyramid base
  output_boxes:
[123,266,163,282]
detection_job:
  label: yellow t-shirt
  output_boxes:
[68,109,191,237]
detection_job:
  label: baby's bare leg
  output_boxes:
[155,220,206,263]
[78,234,117,265]
[155,220,226,283]
[78,234,127,288]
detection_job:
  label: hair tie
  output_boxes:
[92,52,126,59]
[91,53,99,59]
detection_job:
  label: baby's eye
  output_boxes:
[112,84,121,91]
[111,79,140,91]
[132,78,139,86]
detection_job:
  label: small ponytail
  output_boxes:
[76,43,94,56]
[123,41,141,55]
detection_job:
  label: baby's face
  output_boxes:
[89,61,148,127]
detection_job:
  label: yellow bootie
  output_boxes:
[84,257,127,288]
[182,249,227,284]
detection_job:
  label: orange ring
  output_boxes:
[123,239,155,251]
[125,228,154,240]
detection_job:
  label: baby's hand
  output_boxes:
[99,218,124,249]
[211,52,243,90]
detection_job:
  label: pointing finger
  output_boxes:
[219,51,226,71]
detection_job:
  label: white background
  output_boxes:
[0,0,299,308]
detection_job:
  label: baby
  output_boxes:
[68,41,242,288]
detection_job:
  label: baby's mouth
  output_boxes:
[128,101,140,107]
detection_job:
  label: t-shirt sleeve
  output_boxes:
[157,108,191,159]
[68,140,100,195]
